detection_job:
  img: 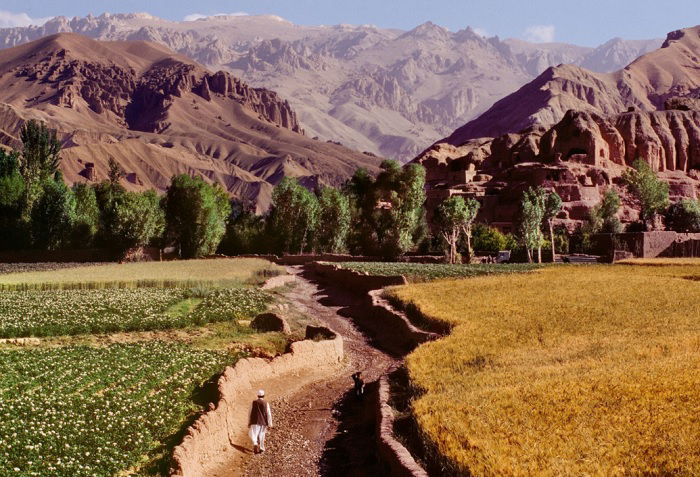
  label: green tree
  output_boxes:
[268,177,320,254]
[30,176,76,251]
[358,161,426,258]
[101,190,165,251]
[316,186,351,253]
[107,157,125,186]
[543,191,563,262]
[665,199,700,232]
[164,175,231,258]
[473,224,509,253]
[622,159,670,229]
[436,196,480,264]
[344,167,377,254]
[18,120,62,219]
[518,186,547,263]
[219,202,268,255]
[589,189,622,234]
[71,183,100,247]
[0,149,26,249]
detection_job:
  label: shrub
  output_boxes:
[665,199,700,232]
[473,224,509,253]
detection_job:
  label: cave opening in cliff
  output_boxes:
[566,148,587,159]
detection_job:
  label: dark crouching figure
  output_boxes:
[249,389,273,454]
[352,372,365,399]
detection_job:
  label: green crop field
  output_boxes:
[336,261,541,282]
[0,258,293,476]
[0,287,271,338]
[0,343,236,476]
[0,258,283,290]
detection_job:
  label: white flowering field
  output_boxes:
[0,288,271,338]
[0,343,236,476]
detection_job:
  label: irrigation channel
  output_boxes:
[207,265,404,477]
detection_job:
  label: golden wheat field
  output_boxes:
[0,258,283,289]
[388,263,700,476]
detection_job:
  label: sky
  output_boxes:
[0,0,698,46]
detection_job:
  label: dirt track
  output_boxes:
[213,266,398,477]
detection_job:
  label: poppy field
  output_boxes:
[0,343,236,476]
[0,287,271,338]
[0,258,287,476]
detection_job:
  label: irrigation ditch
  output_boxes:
[307,261,449,476]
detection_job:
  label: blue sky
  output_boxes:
[1,0,698,46]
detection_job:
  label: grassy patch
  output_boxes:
[389,264,700,475]
[617,257,700,266]
[336,261,541,282]
[164,298,204,319]
[0,258,283,290]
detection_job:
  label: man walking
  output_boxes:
[249,389,273,454]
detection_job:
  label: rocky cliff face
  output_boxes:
[10,46,302,135]
[415,108,700,230]
[415,25,700,231]
[0,33,380,211]
[0,13,661,161]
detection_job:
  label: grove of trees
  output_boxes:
[224,160,428,259]
[0,121,230,258]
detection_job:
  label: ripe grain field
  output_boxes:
[0,258,283,290]
[388,263,700,475]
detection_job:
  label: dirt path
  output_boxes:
[211,266,398,476]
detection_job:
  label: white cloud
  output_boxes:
[473,27,489,38]
[183,12,248,22]
[0,10,52,28]
[524,24,556,43]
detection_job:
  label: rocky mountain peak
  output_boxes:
[0,14,663,161]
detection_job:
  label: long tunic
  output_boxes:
[249,398,272,427]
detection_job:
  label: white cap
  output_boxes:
[257,389,265,397]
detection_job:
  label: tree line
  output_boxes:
[0,121,231,258]
[3,120,697,262]
[222,160,428,258]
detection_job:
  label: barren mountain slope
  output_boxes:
[0,33,382,211]
[441,25,700,146]
[0,14,661,160]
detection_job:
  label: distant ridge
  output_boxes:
[0,13,662,160]
[0,33,383,211]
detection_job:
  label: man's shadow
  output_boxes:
[233,444,253,455]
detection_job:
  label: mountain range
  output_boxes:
[416,26,700,230]
[0,33,382,212]
[0,13,662,161]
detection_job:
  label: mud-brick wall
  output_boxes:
[169,328,343,477]
[310,262,408,294]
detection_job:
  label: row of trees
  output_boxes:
[0,121,231,258]
[3,120,697,262]
[223,160,427,258]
